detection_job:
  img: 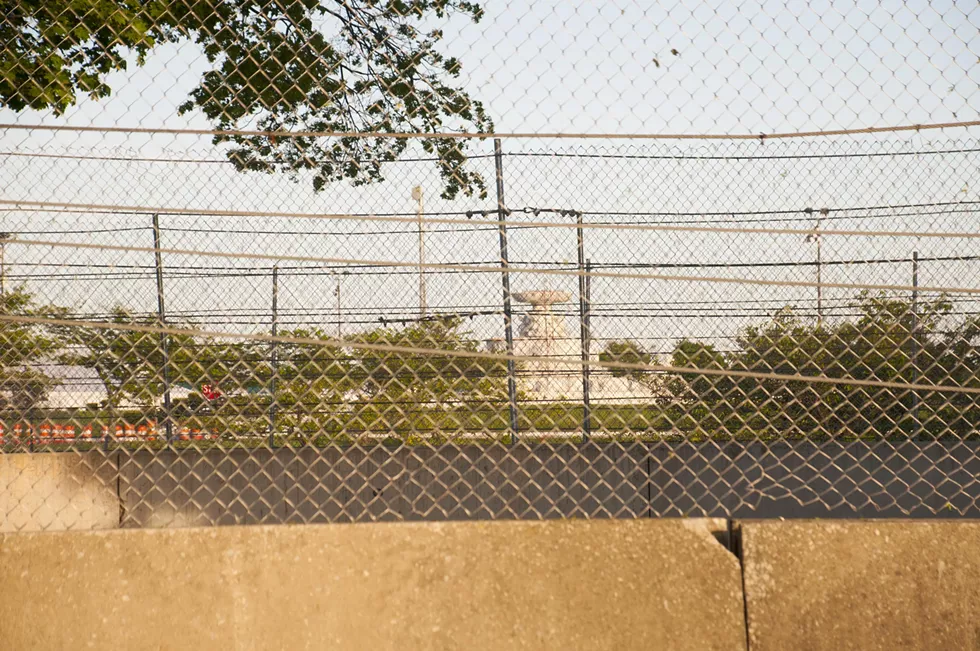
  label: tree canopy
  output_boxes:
[11,287,980,441]
[68,308,197,408]
[350,317,507,400]
[0,286,67,412]
[0,0,492,198]
[667,293,980,438]
[599,339,656,385]
[64,312,510,437]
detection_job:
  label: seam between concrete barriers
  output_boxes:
[116,451,125,528]
[728,519,752,651]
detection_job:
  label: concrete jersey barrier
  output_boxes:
[740,520,980,651]
[0,519,746,651]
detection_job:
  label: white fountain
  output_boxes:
[511,290,583,401]
[489,289,662,406]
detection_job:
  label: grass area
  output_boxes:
[2,403,976,452]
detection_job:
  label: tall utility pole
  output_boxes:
[575,214,592,439]
[911,251,921,436]
[579,254,593,440]
[805,208,827,326]
[494,139,519,440]
[0,231,10,294]
[269,264,279,447]
[412,185,427,317]
[151,214,173,443]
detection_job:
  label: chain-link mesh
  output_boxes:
[2,1,980,528]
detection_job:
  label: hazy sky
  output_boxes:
[1,0,979,352]
[3,0,978,134]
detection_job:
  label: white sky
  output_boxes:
[3,0,979,134]
[1,0,979,352]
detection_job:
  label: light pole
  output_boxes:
[412,185,427,318]
[911,251,921,436]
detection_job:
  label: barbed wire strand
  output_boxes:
[8,236,980,295]
[3,118,980,140]
[3,145,980,164]
[7,253,979,270]
[5,199,980,225]
[5,199,980,240]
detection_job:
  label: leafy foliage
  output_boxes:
[32,289,980,441]
[1,0,492,198]
[67,311,508,437]
[0,0,168,111]
[68,308,196,408]
[268,327,351,413]
[668,293,980,438]
[598,339,656,384]
[350,317,508,400]
[0,287,67,411]
[339,317,509,437]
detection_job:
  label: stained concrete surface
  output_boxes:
[0,519,746,651]
[741,520,980,650]
[0,452,118,532]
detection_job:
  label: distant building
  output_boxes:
[32,364,192,411]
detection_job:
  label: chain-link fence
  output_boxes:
[2,1,980,528]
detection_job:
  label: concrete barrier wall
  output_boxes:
[0,520,746,651]
[5,438,980,531]
[740,521,980,651]
[4,513,980,648]
[0,453,118,532]
[116,439,980,527]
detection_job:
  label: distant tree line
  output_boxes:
[610,292,980,439]
[2,286,979,439]
[0,288,512,438]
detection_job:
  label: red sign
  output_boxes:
[201,384,222,401]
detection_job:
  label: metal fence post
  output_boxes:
[494,139,520,441]
[151,213,173,443]
[269,264,279,447]
[911,251,921,437]
[577,218,592,439]
[0,231,9,295]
